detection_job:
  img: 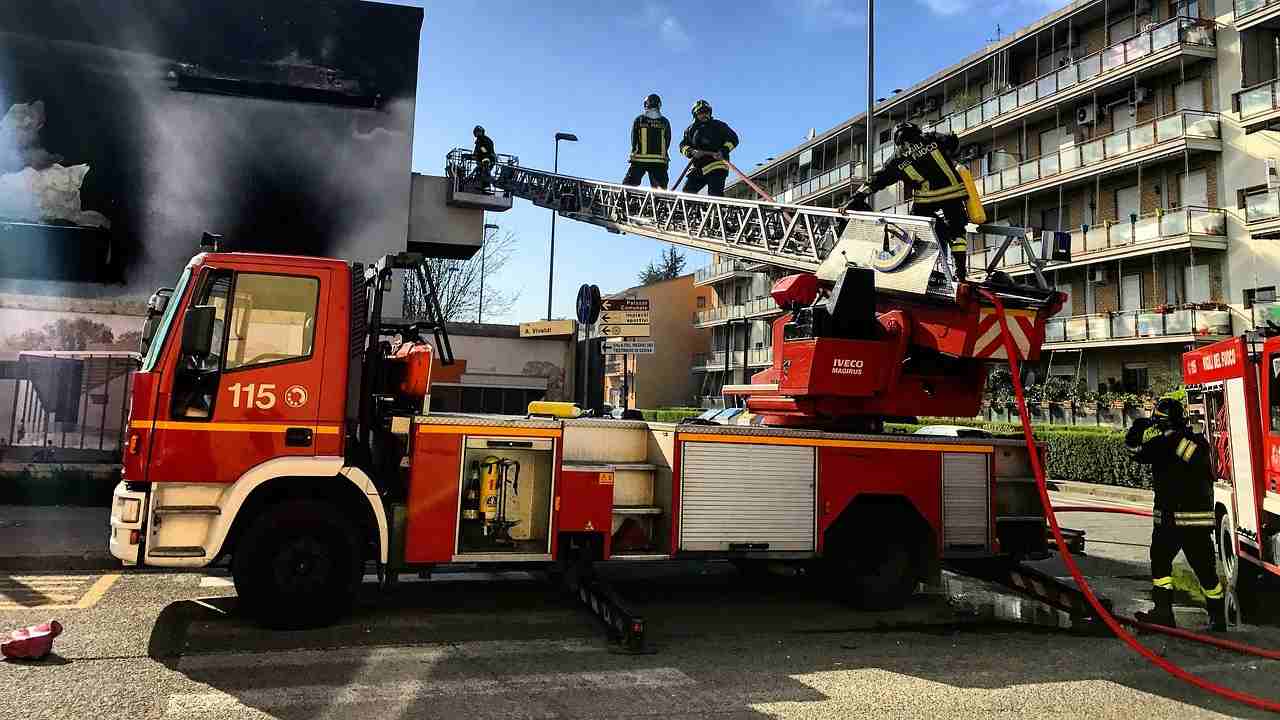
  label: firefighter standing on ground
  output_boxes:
[472,125,496,188]
[679,100,738,197]
[1125,396,1227,631]
[845,121,981,279]
[624,94,671,189]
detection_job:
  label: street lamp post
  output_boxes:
[547,131,578,320]
[480,222,498,323]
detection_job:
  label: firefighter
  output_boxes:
[1125,396,1226,631]
[623,93,671,189]
[845,121,978,279]
[679,100,738,197]
[472,125,496,189]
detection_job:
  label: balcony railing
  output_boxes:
[970,207,1226,271]
[1236,0,1280,21]
[694,260,753,285]
[1045,307,1231,344]
[692,350,730,371]
[693,304,746,325]
[927,17,1215,139]
[775,161,863,205]
[978,111,1220,198]
[1245,190,1280,223]
[744,296,781,317]
[748,346,773,366]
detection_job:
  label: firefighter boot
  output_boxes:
[1135,587,1176,628]
[1205,596,1227,632]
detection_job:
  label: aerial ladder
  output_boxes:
[447,150,1068,429]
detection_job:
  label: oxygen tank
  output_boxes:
[481,455,501,523]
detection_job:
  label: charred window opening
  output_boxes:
[167,62,383,110]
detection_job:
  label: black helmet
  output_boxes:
[892,121,922,146]
[473,125,485,137]
[644,93,662,110]
[691,99,712,118]
[1153,396,1185,426]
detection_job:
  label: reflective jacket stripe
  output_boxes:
[699,160,729,174]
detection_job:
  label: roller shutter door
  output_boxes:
[942,452,989,549]
[679,442,815,551]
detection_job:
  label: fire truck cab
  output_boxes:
[109,248,1050,629]
[1183,335,1280,611]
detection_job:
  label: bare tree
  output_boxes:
[403,230,520,323]
[637,245,687,285]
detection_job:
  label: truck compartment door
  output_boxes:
[678,442,815,552]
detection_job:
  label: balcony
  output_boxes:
[693,304,745,327]
[1251,300,1280,328]
[1245,189,1280,238]
[691,351,729,372]
[743,295,782,318]
[1235,77,1280,133]
[748,346,773,367]
[924,17,1216,144]
[1235,0,1280,31]
[970,207,1227,275]
[774,161,864,206]
[1043,307,1232,350]
[977,111,1221,205]
[693,260,755,286]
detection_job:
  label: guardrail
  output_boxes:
[693,304,746,325]
[930,17,1215,139]
[1235,0,1280,21]
[978,110,1220,197]
[694,260,754,285]
[1044,307,1231,344]
[969,206,1226,270]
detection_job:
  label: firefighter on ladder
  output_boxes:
[1125,396,1227,631]
[679,99,738,197]
[472,125,496,190]
[623,93,671,189]
[844,121,984,280]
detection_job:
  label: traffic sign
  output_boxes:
[600,311,650,325]
[602,298,649,312]
[519,319,577,338]
[598,324,650,338]
[604,341,655,355]
[576,284,601,325]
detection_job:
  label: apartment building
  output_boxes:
[690,0,1280,403]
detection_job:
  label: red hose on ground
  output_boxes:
[980,287,1280,713]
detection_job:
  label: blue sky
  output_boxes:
[396,0,1062,322]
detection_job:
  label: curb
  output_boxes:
[0,554,120,573]
[1048,479,1153,505]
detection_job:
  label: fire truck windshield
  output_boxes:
[141,266,192,372]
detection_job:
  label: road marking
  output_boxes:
[198,576,234,588]
[178,638,607,671]
[166,667,694,715]
[0,573,119,610]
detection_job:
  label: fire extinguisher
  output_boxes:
[480,455,501,529]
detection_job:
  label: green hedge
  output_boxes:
[640,407,704,423]
[887,421,1152,489]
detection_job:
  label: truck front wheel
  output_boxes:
[827,534,919,611]
[232,500,363,629]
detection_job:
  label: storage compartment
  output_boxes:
[457,437,555,555]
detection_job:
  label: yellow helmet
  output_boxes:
[691,99,712,118]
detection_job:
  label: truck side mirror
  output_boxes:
[181,305,216,358]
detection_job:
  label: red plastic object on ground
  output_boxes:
[1,620,63,660]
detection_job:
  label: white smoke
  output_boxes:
[0,100,109,228]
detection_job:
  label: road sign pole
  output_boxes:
[622,353,628,411]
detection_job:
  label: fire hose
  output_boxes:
[980,287,1280,713]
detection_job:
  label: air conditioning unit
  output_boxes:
[1089,267,1109,285]
[1076,104,1097,125]
[1130,87,1151,105]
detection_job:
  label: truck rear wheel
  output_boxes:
[1218,511,1263,620]
[826,527,920,610]
[232,500,363,629]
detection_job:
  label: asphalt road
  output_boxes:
[2,493,1279,720]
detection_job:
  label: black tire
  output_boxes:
[827,532,920,611]
[231,500,363,629]
[1217,511,1264,620]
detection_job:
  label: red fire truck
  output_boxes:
[107,246,1059,631]
[1183,336,1280,614]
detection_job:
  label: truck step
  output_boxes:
[149,546,207,558]
[154,505,221,516]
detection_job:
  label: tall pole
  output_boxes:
[547,142,559,320]
[865,0,875,176]
[479,226,486,323]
